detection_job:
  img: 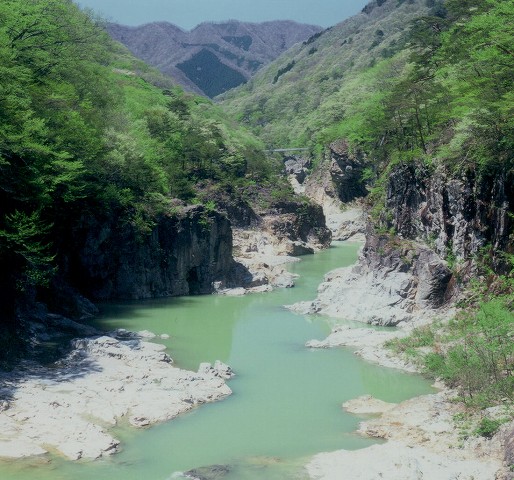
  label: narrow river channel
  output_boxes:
[1,242,433,479]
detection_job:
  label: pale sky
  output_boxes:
[77,0,370,30]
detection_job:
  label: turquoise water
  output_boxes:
[0,242,433,479]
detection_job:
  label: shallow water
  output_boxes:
[0,242,433,479]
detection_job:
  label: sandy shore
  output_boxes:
[0,327,233,461]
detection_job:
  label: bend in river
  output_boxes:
[1,242,434,480]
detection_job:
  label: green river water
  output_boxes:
[1,242,433,479]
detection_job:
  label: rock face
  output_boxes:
[385,162,513,272]
[326,140,368,203]
[304,140,367,206]
[225,200,331,294]
[290,232,454,326]
[297,141,367,241]
[284,155,311,185]
[293,160,512,326]
[263,201,332,255]
[504,423,514,479]
[362,233,454,310]
[68,205,235,300]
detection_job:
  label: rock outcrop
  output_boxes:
[304,140,367,206]
[307,391,507,480]
[385,162,513,272]
[263,200,332,255]
[197,182,332,254]
[291,159,512,326]
[290,232,454,326]
[284,155,311,185]
[67,205,236,300]
[222,198,332,293]
[0,329,232,460]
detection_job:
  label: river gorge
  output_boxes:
[0,242,435,479]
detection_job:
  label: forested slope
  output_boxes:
[219,0,432,147]
[0,0,273,359]
[222,0,513,411]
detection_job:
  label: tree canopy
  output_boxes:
[0,0,269,333]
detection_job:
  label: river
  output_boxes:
[0,242,433,479]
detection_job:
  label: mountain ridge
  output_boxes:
[107,19,322,97]
[219,0,433,146]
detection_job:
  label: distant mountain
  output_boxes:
[219,0,433,147]
[107,20,322,98]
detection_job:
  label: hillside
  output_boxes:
[107,20,322,97]
[0,0,284,359]
[219,0,434,147]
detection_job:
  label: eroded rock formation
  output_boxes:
[385,162,513,272]
[68,205,235,300]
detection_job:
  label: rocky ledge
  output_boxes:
[0,325,232,461]
[307,391,510,480]
[289,232,455,326]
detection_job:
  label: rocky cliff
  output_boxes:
[304,140,368,206]
[289,153,512,325]
[196,182,333,255]
[384,162,513,273]
[289,230,454,326]
[66,205,236,300]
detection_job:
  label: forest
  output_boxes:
[0,0,276,356]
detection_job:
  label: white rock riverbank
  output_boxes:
[305,324,418,372]
[304,320,511,478]
[299,267,510,477]
[0,330,233,461]
[288,262,432,327]
[307,391,509,480]
[297,201,511,479]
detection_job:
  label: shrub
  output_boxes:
[474,417,506,438]
[424,300,514,407]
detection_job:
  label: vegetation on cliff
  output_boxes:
[222,0,513,174]
[221,0,513,414]
[222,0,513,261]
[0,0,278,357]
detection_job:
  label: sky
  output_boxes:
[77,0,370,30]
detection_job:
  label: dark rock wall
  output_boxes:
[353,162,513,314]
[385,163,513,271]
[327,140,368,203]
[265,201,332,254]
[67,206,235,300]
[304,140,367,204]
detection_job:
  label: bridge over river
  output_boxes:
[265,147,310,153]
